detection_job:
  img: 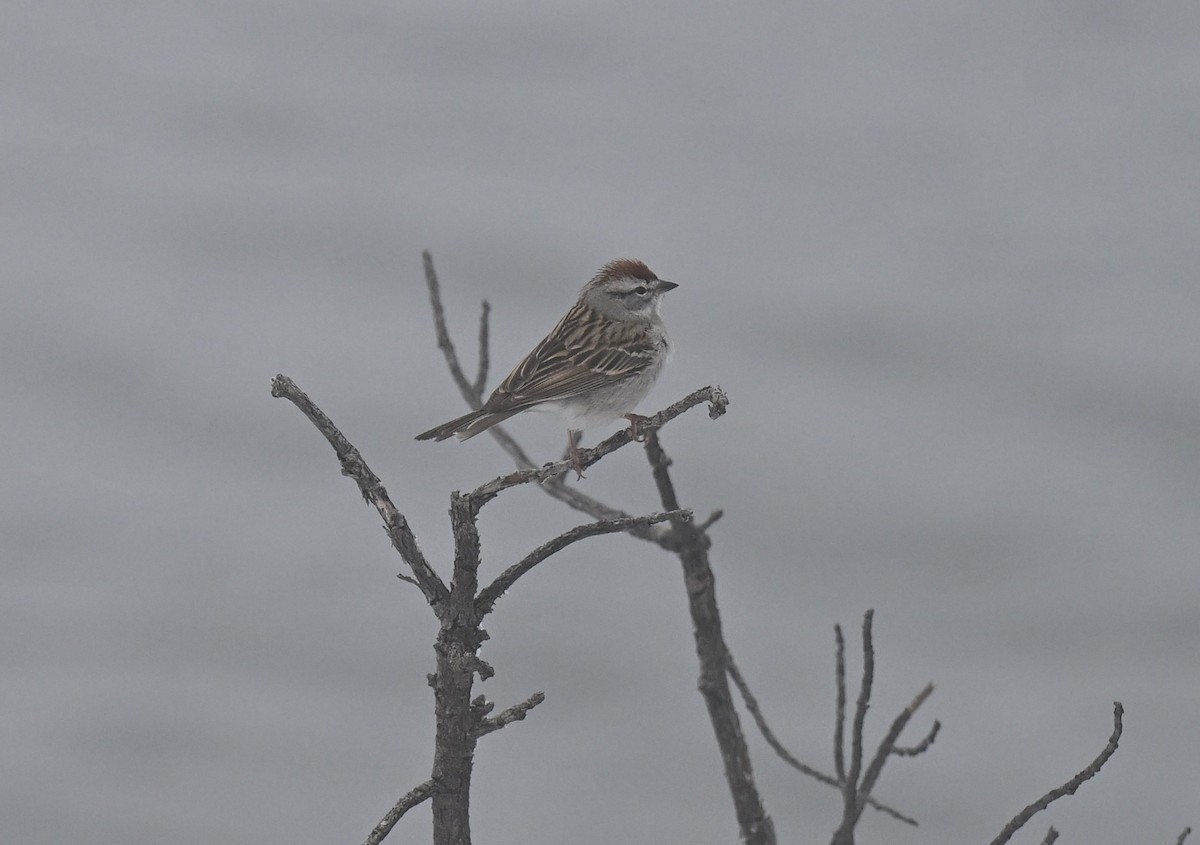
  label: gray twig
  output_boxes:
[467,386,729,505]
[1178,827,1193,845]
[988,702,1125,845]
[476,691,546,737]
[422,251,481,407]
[363,780,438,845]
[476,510,690,615]
[855,683,935,820]
[834,624,847,783]
[1039,827,1059,845]
[727,656,917,826]
[271,375,447,607]
[836,609,876,842]
[892,719,941,757]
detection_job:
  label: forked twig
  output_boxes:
[476,691,546,738]
[727,657,917,826]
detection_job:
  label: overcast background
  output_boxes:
[4,2,1198,843]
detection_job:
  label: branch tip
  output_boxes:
[988,702,1125,845]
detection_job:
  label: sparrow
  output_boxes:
[416,259,677,475]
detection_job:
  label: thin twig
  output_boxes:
[271,375,448,607]
[422,251,480,407]
[1178,827,1193,845]
[362,779,438,845]
[1039,827,1059,845]
[396,571,421,588]
[476,691,547,737]
[838,609,876,839]
[467,386,728,505]
[988,702,1125,845]
[834,624,847,783]
[855,682,935,820]
[476,510,690,615]
[892,719,940,757]
[727,656,917,826]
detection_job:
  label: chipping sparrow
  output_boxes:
[415,259,677,473]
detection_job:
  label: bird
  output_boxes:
[415,258,678,475]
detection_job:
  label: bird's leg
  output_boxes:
[623,413,652,442]
[564,429,585,479]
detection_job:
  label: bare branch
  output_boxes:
[1039,827,1059,845]
[988,702,1125,845]
[422,251,483,407]
[362,779,438,845]
[892,719,940,757]
[468,386,728,505]
[834,623,847,783]
[476,510,690,615]
[641,431,775,845]
[271,375,448,607]
[697,509,724,532]
[476,691,547,737]
[1178,827,1193,845]
[838,609,876,840]
[892,720,936,758]
[855,682,935,819]
[727,656,917,826]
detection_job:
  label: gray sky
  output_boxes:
[4,2,1198,843]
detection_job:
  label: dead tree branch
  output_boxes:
[468,386,728,502]
[988,702,1124,845]
[726,657,917,826]
[363,780,438,845]
[476,691,546,738]
[476,510,690,615]
[276,366,718,845]
[831,611,938,845]
[642,430,776,845]
[271,374,447,607]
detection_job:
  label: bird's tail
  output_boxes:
[414,407,521,442]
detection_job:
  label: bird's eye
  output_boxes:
[633,286,648,296]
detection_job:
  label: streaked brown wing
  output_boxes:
[485,303,654,410]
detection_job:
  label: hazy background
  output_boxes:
[4,2,1198,842]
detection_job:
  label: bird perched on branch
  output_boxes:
[415,259,678,476]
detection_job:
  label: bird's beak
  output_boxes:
[656,280,679,292]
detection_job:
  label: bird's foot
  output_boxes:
[623,413,652,442]
[564,430,586,479]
